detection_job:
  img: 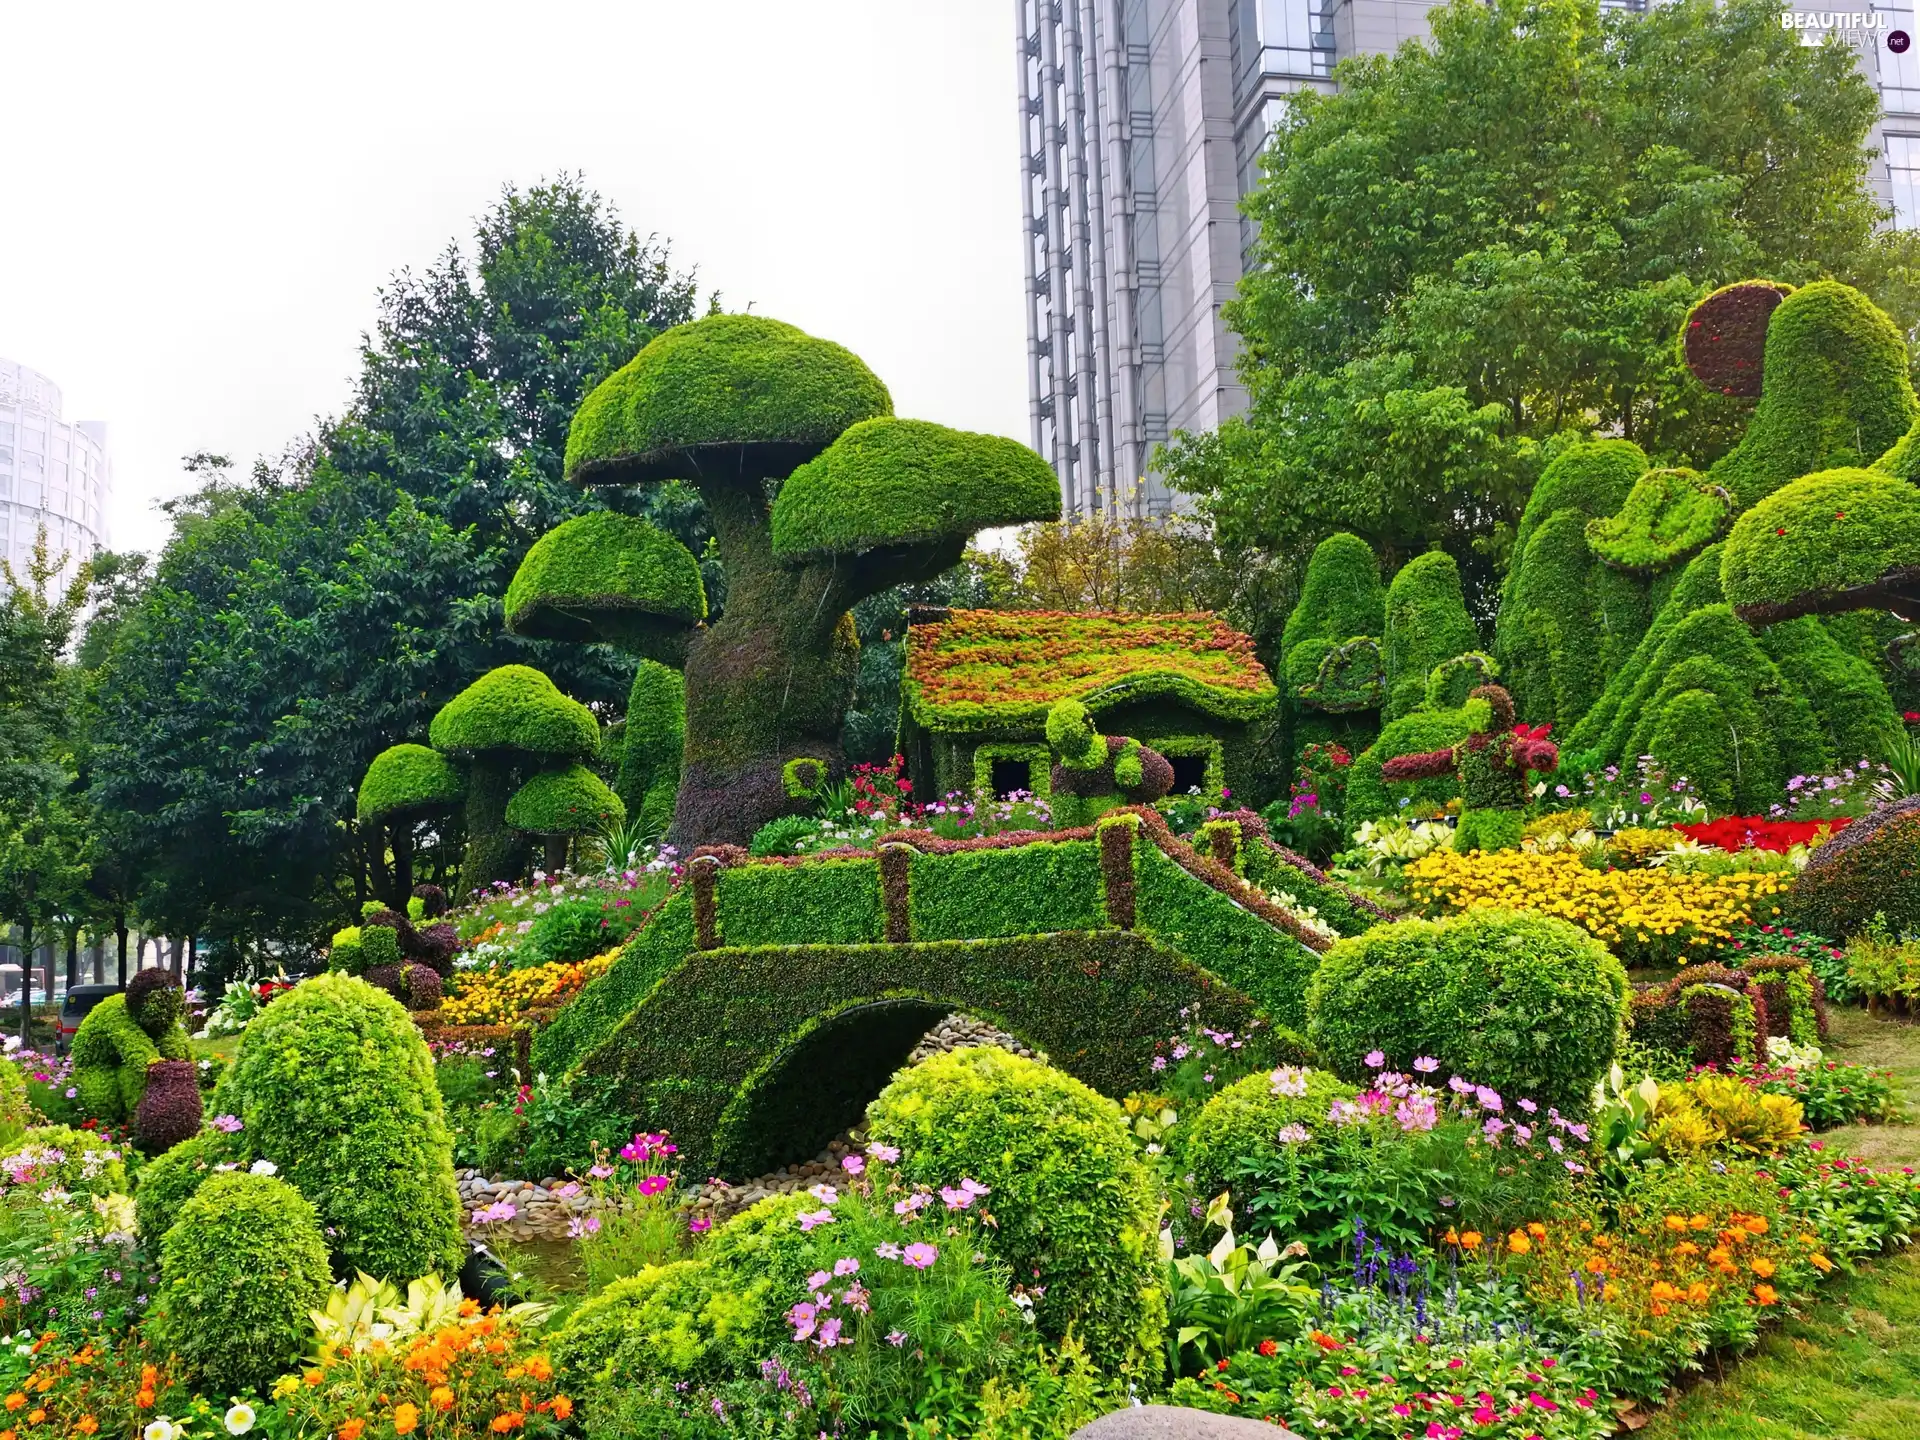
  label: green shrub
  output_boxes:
[553,1260,745,1386]
[522,896,625,968]
[1306,910,1629,1111]
[506,763,626,837]
[1281,534,1385,709]
[866,1047,1164,1371]
[152,1173,332,1395]
[0,1059,27,1143]
[212,972,464,1280]
[716,859,885,946]
[1791,798,1920,939]
[1179,1066,1355,1210]
[772,417,1061,558]
[1722,468,1920,623]
[617,659,685,833]
[1585,468,1731,574]
[69,989,191,1123]
[1382,552,1480,720]
[135,1127,243,1245]
[748,814,823,856]
[356,743,465,824]
[906,842,1105,940]
[0,1125,129,1196]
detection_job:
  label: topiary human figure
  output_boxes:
[1382,552,1481,721]
[356,744,465,907]
[210,972,464,1281]
[562,314,1061,845]
[70,969,191,1124]
[505,763,626,873]
[1380,685,1558,852]
[1044,698,1175,828]
[428,664,601,894]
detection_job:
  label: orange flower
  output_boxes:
[489,1413,525,1433]
[1753,1284,1779,1306]
[1687,1281,1711,1304]
[1506,1231,1532,1255]
[1307,1330,1343,1352]
[1750,1257,1776,1278]
[24,1413,42,1426]
[1689,1214,1711,1230]
[550,1396,573,1421]
[1650,1281,1679,1303]
[1664,1215,1690,1233]
[1459,1231,1483,1251]
[75,1421,97,1437]
[1742,1215,1769,1235]
[430,1387,456,1413]
[1591,1236,1612,1250]
[304,1371,324,1388]
[1527,1222,1547,1240]
[3,1398,22,1414]
[139,1367,157,1386]
[1674,1242,1700,1258]
[524,1356,552,1383]
[1584,1257,1609,1275]
[393,1404,420,1436]
[133,1391,154,1410]
[459,1299,480,1317]
[1257,1339,1278,1357]
[1810,1253,1833,1273]
[339,1421,366,1440]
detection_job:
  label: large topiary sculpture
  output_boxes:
[1722,469,1920,626]
[428,664,601,894]
[1280,533,1387,714]
[356,743,465,907]
[504,509,707,658]
[1380,685,1558,852]
[210,972,464,1281]
[616,659,686,835]
[1044,698,1175,827]
[561,314,1061,845]
[70,969,191,1125]
[1382,552,1480,721]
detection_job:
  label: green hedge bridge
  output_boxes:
[532,810,1389,1178]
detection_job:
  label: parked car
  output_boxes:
[57,983,123,1056]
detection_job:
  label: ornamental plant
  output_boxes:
[69,972,192,1125]
[439,949,617,1027]
[0,1331,184,1440]
[1406,848,1790,966]
[562,314,1062,845]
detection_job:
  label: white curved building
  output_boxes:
[0,359,112,590]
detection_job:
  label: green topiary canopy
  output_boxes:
[356,743,465,824]
[564,314,893,486]
[1585,468,1732,575]
[769,417,1061,558]
[429,664,599,760]
[1382,551,1480,720]
[505,511,707,654]
[506,763,626,837]
[1281,532,1386,711]
[1722,468,1920,625]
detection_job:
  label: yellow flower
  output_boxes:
[1507,1231,1532,1254]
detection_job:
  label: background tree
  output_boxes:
[1161,0,1917,629]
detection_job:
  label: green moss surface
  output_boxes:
[429,664,599,759]
[356,743,465,824]
[770,417,1060,558]
[504,511,706,650]
[616,659,685,833]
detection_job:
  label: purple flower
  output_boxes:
[1364,1049,1386,1069]
[833,1256,860,1276]
[1474,1086,1503,1112]
[797,1209,835,1232]
[471,1200,517,1225]
[841,1154,865,1176]
[886,1329,908,1347]
[866,1140,901,1164]
[210,1114,244,1134]
[567,1215,601,1239]
[902,1242,938,1269]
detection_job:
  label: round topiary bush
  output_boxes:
[211,972,464,1281]
[135,1128,242,1246]
[865,1047,1163,1371]
[152,1172,332,1395]
[506,764,626,837]
[1790,797,1920,939]
[1179,1066,1355,1212]
[1306,910,1629,1111]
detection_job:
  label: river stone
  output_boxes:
[1072,1408,1303,1440]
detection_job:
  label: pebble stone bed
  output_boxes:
[461,1012,1044,1240]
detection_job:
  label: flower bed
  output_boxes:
[1405,849,1790,965]
[1676,815,1851,853]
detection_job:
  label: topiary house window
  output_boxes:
[1144,735,1225,798]
[970,743,1051,802]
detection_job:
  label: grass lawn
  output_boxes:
[1639,1006,1920,1440]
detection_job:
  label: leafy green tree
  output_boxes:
[1161,0,1917,623]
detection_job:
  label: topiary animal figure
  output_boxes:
[70,970,192,1124]
[1379,685,1558,851]
[1044,699,1174,827]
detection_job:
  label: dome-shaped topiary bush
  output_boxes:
[430,664,599,760]
[135,1127,243,1247]
[1382,552,1480,721]
[70,973,192,1123]
[506,763,626,837]
[1789,797,1920,939]
[1721,468,1920,625]
[356,743,465,825]
[505,511,708,654]
[865,1047,1163,1371]
[1307,910,1629,1111]
[152,1172,332,1395]
[211,972,464,1280]
[1178,1066,1355,1213]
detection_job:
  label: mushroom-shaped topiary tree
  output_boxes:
[429,665,601,895]
[355,744,466,908]
[1722,469,1920,626]
[505,510,707,660]
[562,314,1061,845]
[506,763,627,874]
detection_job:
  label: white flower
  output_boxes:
[1,1037,17,1053]
[144,1420,180,1440]
[224,1403,257,1435]
[249,1159,278,1177]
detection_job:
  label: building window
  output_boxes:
[1889,134,1920,229]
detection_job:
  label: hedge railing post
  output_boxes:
[1098,814,1137,930]
[691,854,723,950]
[879,843,914,943]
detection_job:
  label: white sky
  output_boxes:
[0,1,1029,555]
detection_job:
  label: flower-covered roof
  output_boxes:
[903,609,1277,733]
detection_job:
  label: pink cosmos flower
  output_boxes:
[902,1242,938,1269]
[808,1184,839,1204]
[1364,1050,1386,1068]
[865,1142,900,1164]
[797,1209,835,1232]
[841,1154,865,1176]
[637,1174,671,1197]
[566,1215,601,1239]
[1413,1056,1440,1073]
[688,1215,711,1234]
[834,1256,860,1276]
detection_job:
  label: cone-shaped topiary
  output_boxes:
[616,659,685,835]
[211,972,464,1281]
[505,511,707,657]
[560,313,1060,846]
[1382,552,1480,720]
[152,1173,332,1395]
[866,1047,1164,1371]
[770,418,1060,558]
[1281,533,1386,711]
[431,664,600,894]
[1722,468,1920,625]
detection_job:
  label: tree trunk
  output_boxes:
[64,930,77,991]
[456,759,529,899]
[15,924,30,1045]
[394,823,415,903]
[116,918,128,988]
[41,941,54,1040]
[543,835,570,875]
[169,937,182,981]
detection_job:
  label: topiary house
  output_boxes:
[560,314,1063,846]
[898,608,1278,808]
[531,809,1345,1179]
